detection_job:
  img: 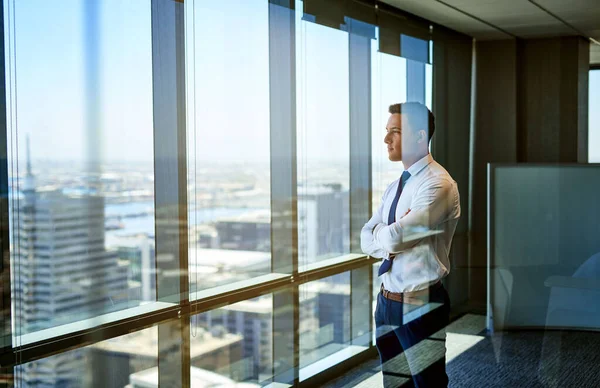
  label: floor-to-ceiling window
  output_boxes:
[1,1,444,386]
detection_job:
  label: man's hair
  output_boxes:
[388,102,435,142]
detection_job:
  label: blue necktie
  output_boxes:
[378,170,411,276]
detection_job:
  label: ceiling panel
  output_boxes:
[381,0,511,40]
[534,0,600,40]
[380,0,599,64]
[442,0,573,37]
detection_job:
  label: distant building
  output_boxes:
[214,210,270,252]
[115,235,156,302]
[13,144,129,387]
[299,280,351,367]
[197,294,320,382]
[89,326,244,388]
[214,185,350,267]
[126,366,260,388]
[188,248,271,290]
[298,185,350,265]
[197,297,272,381]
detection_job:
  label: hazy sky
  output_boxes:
[6,0,596,167]
[5,0,420,168]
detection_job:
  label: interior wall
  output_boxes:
[432,31,473,310]
[471,39,519,308]
[471,36,590,309]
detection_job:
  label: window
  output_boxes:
[371,51,408,214]
[186,0,274,297]
[7,0,156,336]
[190,294,274,385]
[15,325,158,388]
[296,2,351,267]
[590,69,600,162]
[371,36,433,215]
[1,0,445,386]
[299,269,370,382]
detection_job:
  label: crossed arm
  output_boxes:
[360,178,457,258]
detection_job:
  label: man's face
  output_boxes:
[385,113,417,162]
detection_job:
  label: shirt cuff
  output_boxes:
[373,223,386,237]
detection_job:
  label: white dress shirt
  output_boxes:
[361,154,461,292]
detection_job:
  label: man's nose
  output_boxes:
[384,134,391,143]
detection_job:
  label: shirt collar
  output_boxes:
[406,153,433,177]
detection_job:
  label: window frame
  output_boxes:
[0,0,449,386]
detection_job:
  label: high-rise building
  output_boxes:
[197,297,272,382]
[298,185,350,265]
[13,142,129,386]
[198,294,320,382]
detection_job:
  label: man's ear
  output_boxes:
[417,129,427,143]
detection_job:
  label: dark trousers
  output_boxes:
[375,284,451,388]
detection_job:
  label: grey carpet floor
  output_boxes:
[321,315,600,388]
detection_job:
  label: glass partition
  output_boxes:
[488,164,600,331]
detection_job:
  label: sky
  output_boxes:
[7,1,594,168]
[5,0,424,168]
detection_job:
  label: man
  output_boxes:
[361,102,460,388]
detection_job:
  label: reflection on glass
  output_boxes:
[186,0,272,295]
[371,47,408,215]
[191,295,273,386]
[15,326,157,387]
[296,6,351,267]
[8,0,155,335]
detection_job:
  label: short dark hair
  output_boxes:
[388,102,435,142]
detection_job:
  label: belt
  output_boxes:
[380,281,442,305]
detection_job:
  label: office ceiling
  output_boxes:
[380,0,600,64]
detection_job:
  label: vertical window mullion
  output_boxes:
[151,0,190,386]
[269,0,298,386]
[348,18,375,346]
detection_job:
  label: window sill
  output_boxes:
[14,301,177,348]
[299,344,370,382]
[299,253,367,273]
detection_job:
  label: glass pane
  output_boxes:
[371,41,407,215]
[490,165,600,330]
[7,0,157,337]
[299,271,367,381]
[426,62,433,111]
[191,295,274,385]
[14,325,158,387]
[187,0,272,296]
[590,70,600,162]
[296,4,351,267]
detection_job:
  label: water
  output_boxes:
[105,202,260,237]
